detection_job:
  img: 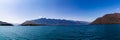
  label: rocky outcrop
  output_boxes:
[0,21,13,26]
[91,13,120,24]
[21,18,89,26]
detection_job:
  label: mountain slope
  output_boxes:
[91,13,120,24]
[0,21,13,26]
[21,18,89,26]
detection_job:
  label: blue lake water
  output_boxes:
[0,24,120,40]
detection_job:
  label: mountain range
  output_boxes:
[21,18,89,26]
[1,12,120,26]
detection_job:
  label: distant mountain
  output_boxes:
[21,18,89,26]
[0,21,13,26]
[91,13,120,24]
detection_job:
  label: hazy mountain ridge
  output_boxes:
[21,18,89,26]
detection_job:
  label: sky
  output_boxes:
[0,0,120,24]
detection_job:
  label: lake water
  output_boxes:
[0,24,120,40]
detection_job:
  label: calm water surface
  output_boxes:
[0,24,120,40]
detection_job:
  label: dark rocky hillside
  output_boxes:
[0,21,13,26]
[91,13,120,24]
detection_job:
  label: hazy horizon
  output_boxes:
[0,0,120,24]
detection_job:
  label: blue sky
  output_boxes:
[0,0,120,23]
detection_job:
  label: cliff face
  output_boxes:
[0,21,13,26]
[21,18,89,26]
[91,13,120,24]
